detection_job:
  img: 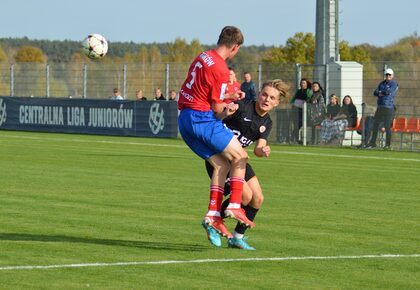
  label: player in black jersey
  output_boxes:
[203,79,290,249]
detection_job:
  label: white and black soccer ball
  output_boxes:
[82,34,108,59]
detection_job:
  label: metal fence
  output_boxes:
[1,61,419,150]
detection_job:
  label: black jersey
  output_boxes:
[224,99,272,147]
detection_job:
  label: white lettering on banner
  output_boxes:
[19,105,64,125]
[0,98,7,126]
[87,105,133,129]
[67,107,85,126]
[16,104,134,129]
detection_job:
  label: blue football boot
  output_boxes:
[201,218,222,247]
[228,237,255,250]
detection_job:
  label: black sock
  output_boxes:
[220,198,230,219]
[234,205,259,235]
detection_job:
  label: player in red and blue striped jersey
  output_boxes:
[178,26,255,245]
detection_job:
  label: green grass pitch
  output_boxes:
[0,130,419,289]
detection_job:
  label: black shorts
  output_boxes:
[204,161,256,196]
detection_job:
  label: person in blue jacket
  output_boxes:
[240,72,257,101]
[366,68,399,149]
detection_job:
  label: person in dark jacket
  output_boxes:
[309,81,326,144]
[340,95,358,127]
[290,78,312,143]
[326,94,341,119]
[240,72,257,101]
[366,68,399,149]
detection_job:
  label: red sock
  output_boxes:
[208,185,224,212]
[229,177,244,205]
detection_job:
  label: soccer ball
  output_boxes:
[82,34,108,59]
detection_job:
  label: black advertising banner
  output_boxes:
[0,97,178,138]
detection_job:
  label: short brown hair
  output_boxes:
[217,26,244,48]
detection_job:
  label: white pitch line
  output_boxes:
[1,133,420,162]
[270,150,420,162]
[1,254,419,271]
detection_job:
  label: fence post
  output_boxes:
[46,64,50,98]
[165,63,170,100]
[295,63,301,91]
[361,103,366,147]
[10,64,14,97]
[257,63,262,92]
[383,63,388,78]
[303,101,307,146]
[123,64,127,99]
[83,64,87,99]
[324,63,329,103]
[295,63,305,145]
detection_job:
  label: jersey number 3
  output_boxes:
[186,62,203,89]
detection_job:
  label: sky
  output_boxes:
[0,0,418,47]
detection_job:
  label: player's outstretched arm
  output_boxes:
[224,91,245,102]
[213,102,238,120]
[253,138,270,157]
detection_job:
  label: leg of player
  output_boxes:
[202,154,232,246]
[222,137,255,228]
[228,177,263,250]
[220,180,252,216]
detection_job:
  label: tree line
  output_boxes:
[0,32,419,65]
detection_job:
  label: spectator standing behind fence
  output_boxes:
[320,95,357,144]
[290,78,312,143]
[240,72,257,101]
[168,90,178,101]
[154,87,166,100]
[110,88,123,100]
[135,89,147,101]
[365,68,399,150]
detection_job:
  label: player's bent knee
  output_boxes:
[232,149,248,163]
[251,192,264,208]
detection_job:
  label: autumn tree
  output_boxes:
[189,39,203,59]
[166,38,188,63]
[284,32,315,64]
[0,46,8,95]
[136,45,149,63]
[0,45,7,62]
[351,46,371,63]
[262,32,315,64]
[261,47,286,63]
[339,41,352,60]
[14,45,47,62]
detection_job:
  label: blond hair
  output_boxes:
[329,94,339,104]
[261,79,290,100]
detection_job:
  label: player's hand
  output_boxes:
[262,146,271,157]
[237,91,245,100]
[225,91,245,101]
[225,102,238,116]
